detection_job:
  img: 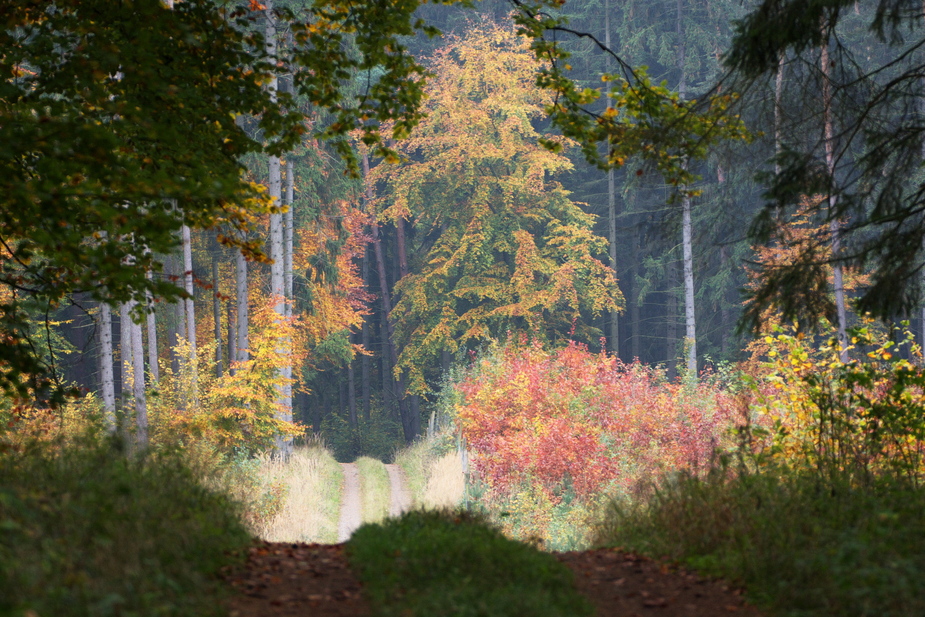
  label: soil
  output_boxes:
[224,541,764,617]
[225,461,763,617]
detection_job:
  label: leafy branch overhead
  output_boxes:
[508,0,750,195]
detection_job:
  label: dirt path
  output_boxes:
[384,464,411,517]
[336,463,361,543]
[225,542,764,617]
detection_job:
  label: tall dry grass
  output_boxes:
[395,438,465,510]
[256,445,343,543]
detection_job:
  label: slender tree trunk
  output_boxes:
[284,163,294,320]
[775,52,786,178]
[119,302,132,412]
[347,338,358,430]
[235,247,249,363]
[265,0,290,458]
[666,262,678,378]
[131,305,147,448]
[676,0,696,376]
[605,0,620,357]
[821,28,849,362]
[361,246,371,422]
[165,254,182,376]
[98,301,116,429]
[182,224,198,392]
[227,294,236,373]
[212,247,223,378]
[145,272,158,384]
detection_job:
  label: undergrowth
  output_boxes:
[347,510,592,617]
[0,437,250,617]
[597,465,925,616]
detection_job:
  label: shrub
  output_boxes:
[448,340,738,547]
[347,510,592,617]
[0,438,250,617]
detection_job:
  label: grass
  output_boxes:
[395,435,464,510]
[594,465,925,617]
[347,509,593,617]
[0,437,250,617]
[256,445,343,543]
[357,456,391,524]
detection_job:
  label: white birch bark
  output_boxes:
[145,288,158,383]
[181,223,198,396]
[98,301,116,429]
[677,0,696,376]
[682,195,697,375]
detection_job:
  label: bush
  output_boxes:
[446,340,738,548]
[0,438,251,617]
[347,510,592,617]
[596,464,925,616]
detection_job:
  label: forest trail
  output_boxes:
[385,464,412,517]
[336,463,361,542]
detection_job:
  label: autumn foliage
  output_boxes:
[450,340,738,544]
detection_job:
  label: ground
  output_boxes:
[225,460,763,616]
[224,542,763,617]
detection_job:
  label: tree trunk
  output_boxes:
[119,302,132,413]
[131,305,147,448]
[677,0,696,377]
[98,301,116,429]
[227,293,236,373]
[212,247,223,378]
[821,28,849,362]
[235,247,249,363]
[605,0,620,358]
[682,194,697,376]
[361,246,371,423]
[666,262,678,378]
[182,224,198,393]
[265,0,290,458]
[145,273,158,384]
[364,152,415,442]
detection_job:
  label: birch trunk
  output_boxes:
[98,301,116,429]
[361,246,372,422]
[145,271,158,383]
[182,224,197,391]
[821,30,849,361]
[677,0,696,376]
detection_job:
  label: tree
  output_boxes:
[0,0,450,404]
[377,22,623,394]
[728,0,925,329]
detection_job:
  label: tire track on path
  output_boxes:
[337,463,361,542]
[385,464,411,517]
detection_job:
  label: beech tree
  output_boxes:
[377,23,623,394]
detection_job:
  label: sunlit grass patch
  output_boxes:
[256,444,343,544]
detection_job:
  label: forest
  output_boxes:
[6,0,925,616]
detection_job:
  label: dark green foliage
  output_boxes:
[0,439,251,617]
[347,510,593,617]
[596,467,925,617]
[321,408,404,463]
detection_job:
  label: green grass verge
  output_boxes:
[356,456,390,524]
[347,509,593,617]
[0,439,251,617]
[595,467,925,617]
